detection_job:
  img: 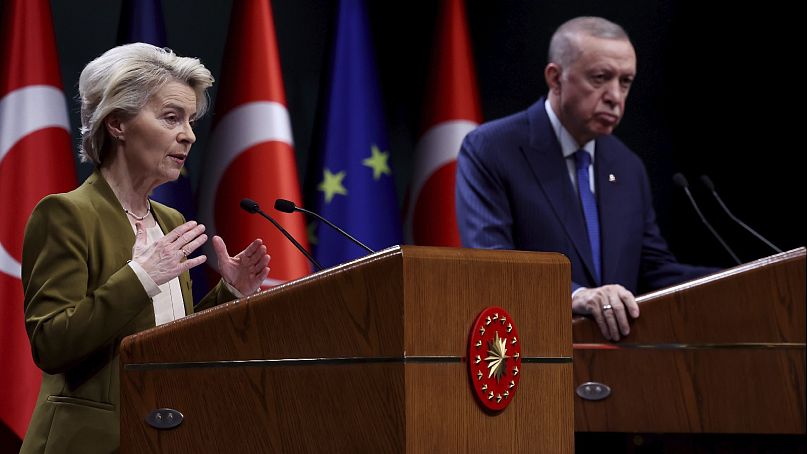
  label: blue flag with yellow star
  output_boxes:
[309,0,402,268]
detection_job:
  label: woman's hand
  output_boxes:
[132,220,207,285]
[213,236,271,295]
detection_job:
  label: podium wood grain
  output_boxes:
[120,246,573,453]
[572,248,806,434]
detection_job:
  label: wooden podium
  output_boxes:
[120,246,574,453]
[572,248,806,434]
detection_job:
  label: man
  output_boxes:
[456,16,715,341]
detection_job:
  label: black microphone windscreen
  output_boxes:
[274,199,296,213]
[240,198,260,213]
[700,175,715,191]
[672,173,689,188]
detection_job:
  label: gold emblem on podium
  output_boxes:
[467,307,522,411]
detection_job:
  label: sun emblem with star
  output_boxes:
[468,307,522,411]
[485,331,509,381]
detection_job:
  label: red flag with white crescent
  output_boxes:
[404,0,482,246]
[0,0,76,439]
[199,0,310,285]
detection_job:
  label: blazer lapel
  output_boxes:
[521,99,598,282]
[85,170,161,326]
[594,141,624,285]
[85,170,136,259]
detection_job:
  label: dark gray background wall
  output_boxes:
[30,1,808,267]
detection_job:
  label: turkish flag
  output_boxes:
[404,0,482,246]
[0,0,76,439]
[199,0,310,284]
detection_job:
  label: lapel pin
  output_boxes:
[608,174,616,182]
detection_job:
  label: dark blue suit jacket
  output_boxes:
[456,98,714,294]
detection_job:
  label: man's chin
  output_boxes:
[592,124,616,137]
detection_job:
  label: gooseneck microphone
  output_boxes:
[672,173,741,264]
[239,198,323,271]
[274,199,375,254]
[700,175,783,254]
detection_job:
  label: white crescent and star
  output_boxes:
[198,101,293,287]
[403,119,477,243]
[0,85,70,279]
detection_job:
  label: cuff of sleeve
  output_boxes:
[571,286,587,298]
[128,261,161,298]
[224,280,246,299]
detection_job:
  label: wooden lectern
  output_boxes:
[120,246,574,453]
[573,248,806,435]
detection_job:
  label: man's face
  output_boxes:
[550,35,636,145]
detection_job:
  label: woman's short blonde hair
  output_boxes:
[78,43,214,165]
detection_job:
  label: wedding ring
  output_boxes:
[602,304,613,311]
[181,248,189,257]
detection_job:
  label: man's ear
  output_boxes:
[544,63,562,94]
[104,113,125,141]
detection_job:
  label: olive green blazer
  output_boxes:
[20,170,234,454]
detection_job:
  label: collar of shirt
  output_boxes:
[545,99,596,194]
[544,99,595,161]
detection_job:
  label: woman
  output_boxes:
[19,43,270,453]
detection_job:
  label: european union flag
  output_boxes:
[118,0,209,300]
[310,0,402,268]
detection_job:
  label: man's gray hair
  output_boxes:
[548,17,631,68]
[78,43,214,165]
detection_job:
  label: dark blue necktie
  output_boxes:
[574,150,601,284]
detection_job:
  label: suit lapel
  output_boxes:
[85,170,159,326]
[85,170,136,254]
[594,141,623,285]
[521,99,598,283]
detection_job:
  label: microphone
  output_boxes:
[672,173,741,264]
[239,198,323,271]
[273,199,374,254]
[700,175,783,254]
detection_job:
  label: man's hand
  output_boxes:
[572,284,639,341]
